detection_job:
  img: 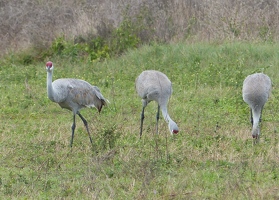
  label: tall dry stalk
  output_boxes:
[1,0,279,56]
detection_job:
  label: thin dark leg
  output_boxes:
[259,106,264,123]
[156,105,160,134]
[71,114,76,147]
[78,112,93,145]
[250,108,253,126]
[140,107,145,138]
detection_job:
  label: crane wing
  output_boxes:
[67,79,107,112]
[51,79,70,103]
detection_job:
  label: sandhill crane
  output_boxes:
[242,73,271,140]
[135,70,179,137]
[46,61,107,147]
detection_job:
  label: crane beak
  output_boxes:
[46,65,53,70]
[252,134,258,139]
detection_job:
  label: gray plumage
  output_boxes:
[135,70,179,136]
[46,61,107,147]
[242,73,271,140]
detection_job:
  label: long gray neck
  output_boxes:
[161,102,178,134]
[252,108,261,136]
[47,70,55,102]
[161,104,172,124]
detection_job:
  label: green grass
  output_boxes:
[1,42,279,199]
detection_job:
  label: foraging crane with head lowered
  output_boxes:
[135,70,179,137]
[242,73,271,140]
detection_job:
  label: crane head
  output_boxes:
[169,119,179,135]
[46,61,53,71]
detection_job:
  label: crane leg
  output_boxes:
[156,105,160,134]
[78,112,93,145]
[71,114,76,148]
[140,106,145,138]
[250,108,253,126]
[259,106,264,123]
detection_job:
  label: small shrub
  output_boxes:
[259,26,273,42]
[51,36,66,55]
[85,37,110,62]
[110,19,140,55]
[96,125,119,151]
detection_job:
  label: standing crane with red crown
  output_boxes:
[46,61,107,147]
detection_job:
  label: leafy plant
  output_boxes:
[85,37,110,62]
[110,19,140,55]
[96,125,119,151]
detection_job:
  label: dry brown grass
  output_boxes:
[1,0,279,56]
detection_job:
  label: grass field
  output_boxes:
[1,42,279,199]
